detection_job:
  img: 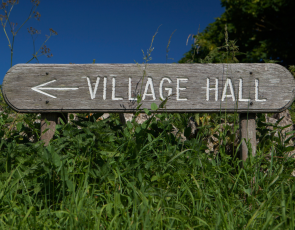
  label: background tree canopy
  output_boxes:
[179,0,295,66]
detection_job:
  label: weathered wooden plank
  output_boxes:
[240,113,256,161]
[2,63,295,113]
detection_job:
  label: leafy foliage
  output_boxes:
[0,100,295,228]
[179,0,295,67]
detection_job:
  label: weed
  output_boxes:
[0,23,295,230]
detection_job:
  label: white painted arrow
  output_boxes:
[31,80,79,98]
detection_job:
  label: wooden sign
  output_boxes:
[2,63,295,113]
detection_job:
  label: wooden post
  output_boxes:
[119,113,126,125]
[239,113,256,161]
[41,113,58,146]
[41,113,68,146]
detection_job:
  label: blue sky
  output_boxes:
[0,0,224,83]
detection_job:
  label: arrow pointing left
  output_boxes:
[31,80,79,98]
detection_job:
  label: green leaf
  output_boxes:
[195,113,200,125]
[141,122,147,130]
[52,153,62,167]
[148,133,153,142]
[34,185,41,194]
[16,122,23,132]
[20,206,34,226]
[151,175,158,182]
[106,203,113,218]
[151,103,158,111]
[66,179,74,192]
[58,117,65,125]
[284,146,294,152]
[145,161,152,169]
[138,170,142,183]
[143,108,151,116]
[124,128,130,137]
[135,126,141,133]
[126,121,133,129]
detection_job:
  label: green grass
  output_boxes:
[1,20,295,229]
[0,106,295,229]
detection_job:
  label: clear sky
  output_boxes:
[0,0,224,83]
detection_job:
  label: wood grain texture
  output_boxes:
[41,113,58,146]
[240,113,256,161]
[2,63,295,113]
